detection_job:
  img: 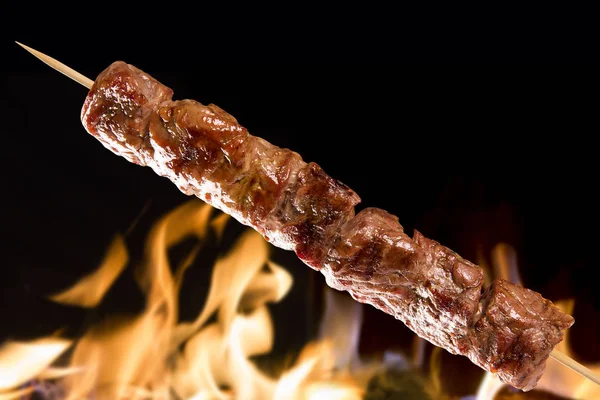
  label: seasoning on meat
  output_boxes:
[81,61,574,391]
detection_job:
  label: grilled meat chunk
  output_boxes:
[81,61,574,391]
[467,279,575,391]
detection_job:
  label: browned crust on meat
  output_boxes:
[81,61,574,391]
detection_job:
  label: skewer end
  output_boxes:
[550,349,600,386]
[16,41,94,89]
[15,41,42,60]
[15,41,30,50]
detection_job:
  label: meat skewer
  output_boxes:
[16,42,599,392]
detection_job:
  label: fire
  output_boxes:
[0,337,72,394]
[1,203,597,399]
[535,299,600,400]
[48,235,128,308]
[475,243,600,400]
[0,201,373,399]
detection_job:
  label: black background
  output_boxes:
[2,13,600,396]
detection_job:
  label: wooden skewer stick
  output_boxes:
[550,350,600,385]
[16,41,93,89]
[16,41,600,389]
[491,244,600,386]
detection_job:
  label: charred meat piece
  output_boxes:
[81,61,574,391]
[280,162,360,269]
[81,61,172,165]
[467,279,575,391]
[322,208,484,355]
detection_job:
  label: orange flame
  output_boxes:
[0,200,375,399]
[476,243,600,400]
[49,235,128,308]
[536,299,600,400]
[0,337,71,392]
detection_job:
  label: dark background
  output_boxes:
[2,19,600,396]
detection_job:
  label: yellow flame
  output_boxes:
[274,342,364,400]
[211,212,231,239]
[318,289,363,372]
[0,337,71,391]
[0,387,35,400]
[536,300,600,400]
[305,383,363,400]
[491,243,521,286]
[49,234,128,308]
[477,243,600,400]
[60,201,216,398]
[0,200,376,399]
[475,371,504,400]
[429,346,444,395]
[171,228,295,399]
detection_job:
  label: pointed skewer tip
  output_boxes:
[16,41,94,89]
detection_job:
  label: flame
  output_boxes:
[274,342,364,400]
[4,207,597,399]
[49,234,128,308]
[475,243,600,400]
[0,200,374,399]
[0,337,71,392]
[536,299,600,400]
[271,288,382,400]
[21,204,599,400]
[318,289,363,372]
